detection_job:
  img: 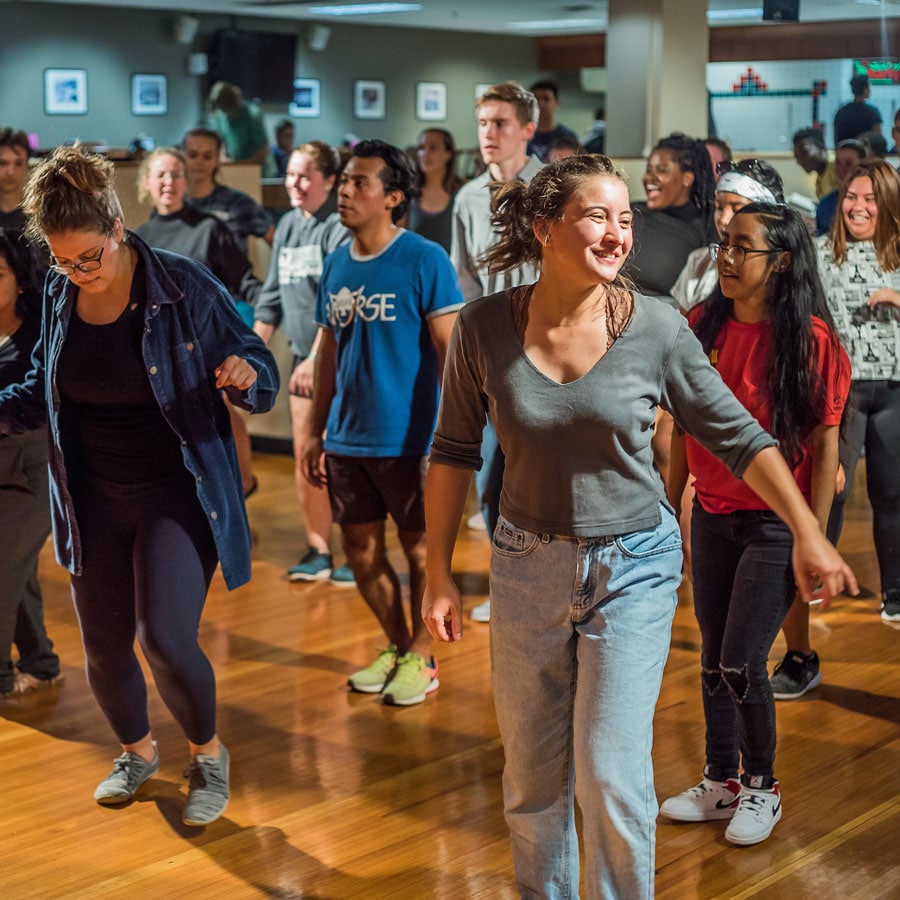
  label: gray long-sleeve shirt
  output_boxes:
[449,156,544,302]
[430,290,776,538]
[254,208,349,357]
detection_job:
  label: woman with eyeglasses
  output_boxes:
[421,156,855,896]
[671,159,785,313]
[0,143,279,825]
[668,161,786,572]
[816,159,900,623]
[661,203,851,846]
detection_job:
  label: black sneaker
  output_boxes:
[880,589,900,623]
[770,650,821,700]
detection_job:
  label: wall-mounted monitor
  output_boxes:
[208,29,297,103]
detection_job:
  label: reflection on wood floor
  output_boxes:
[1,453,896,899]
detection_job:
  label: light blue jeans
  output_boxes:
[489,508,682,900]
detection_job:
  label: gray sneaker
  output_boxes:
[770,650,821,700]
[94,742,160,805]
[183,743,230,826]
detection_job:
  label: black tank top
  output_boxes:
[56,260,187,487]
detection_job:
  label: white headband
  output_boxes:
[717,171,777,205]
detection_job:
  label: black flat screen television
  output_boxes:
[208,29,297,103]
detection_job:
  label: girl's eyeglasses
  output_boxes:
[709,243,781,268]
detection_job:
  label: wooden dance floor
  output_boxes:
[1,453,897,898]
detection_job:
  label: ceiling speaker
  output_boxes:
[174,14,200,45]
[306,24,331,52]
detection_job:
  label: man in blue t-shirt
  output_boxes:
[303,140,462,707]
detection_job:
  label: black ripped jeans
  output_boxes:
[691,503,796,784]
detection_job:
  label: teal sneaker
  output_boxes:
[348,645,399,693]
[382,653,439,706]
[328,564,357,588]
[287,549,333,582]
[183,743,230,826]
[94,742,159,805]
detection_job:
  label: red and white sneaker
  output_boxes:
[660,776,741,822]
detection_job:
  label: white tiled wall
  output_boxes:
[708,59,898,151]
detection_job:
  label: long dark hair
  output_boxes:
[655,133,716,218]
[415,128,463,196]
[694,203,840,468]
[0,235,41,322]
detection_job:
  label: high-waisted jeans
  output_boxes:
[690,504,795,784]
[489,507,682,900]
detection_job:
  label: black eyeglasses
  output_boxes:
[709,243,781,267]
[50,244,105,275]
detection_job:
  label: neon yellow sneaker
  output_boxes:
[381,652,439,706]
[348,645,399,693]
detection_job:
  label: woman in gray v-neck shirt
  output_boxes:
[420,155,856,900]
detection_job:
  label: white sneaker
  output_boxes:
[466,512,488,532]
[470,598,491,623]
[725,783,782,845]
[659,776,741,822]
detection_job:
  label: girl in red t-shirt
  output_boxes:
[661,203,851,846]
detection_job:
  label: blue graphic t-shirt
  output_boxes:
[316,229,464,456]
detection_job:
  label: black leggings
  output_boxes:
[827,380,900,594]
[70,476,219,745]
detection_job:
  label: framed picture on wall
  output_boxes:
[416,82,447,121]
[290,78,321,118]
[131,74,167,116]
[354,80,386,120]
[44,68,88,115]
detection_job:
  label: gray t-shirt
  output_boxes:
[254,208,349,358]
[430,289,775,537]
[450,156,544,302]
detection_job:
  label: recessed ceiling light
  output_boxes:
[707,7,763,20]
[306,3,422,16]
[508,17,605,31]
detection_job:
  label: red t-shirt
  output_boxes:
[686,311,851,514]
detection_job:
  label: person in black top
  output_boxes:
[0,128,47,285]
[622,132,717,300]
[136,147,262,496]
[0,234,62,699]
[621,134,718,486]
[833,75,883,146]
[3,143,278,825]
[407,128,463,254]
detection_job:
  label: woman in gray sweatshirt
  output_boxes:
[421,154,856,900]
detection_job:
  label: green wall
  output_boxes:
[1,3,601,154]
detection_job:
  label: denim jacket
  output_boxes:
[0,232,280,589]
